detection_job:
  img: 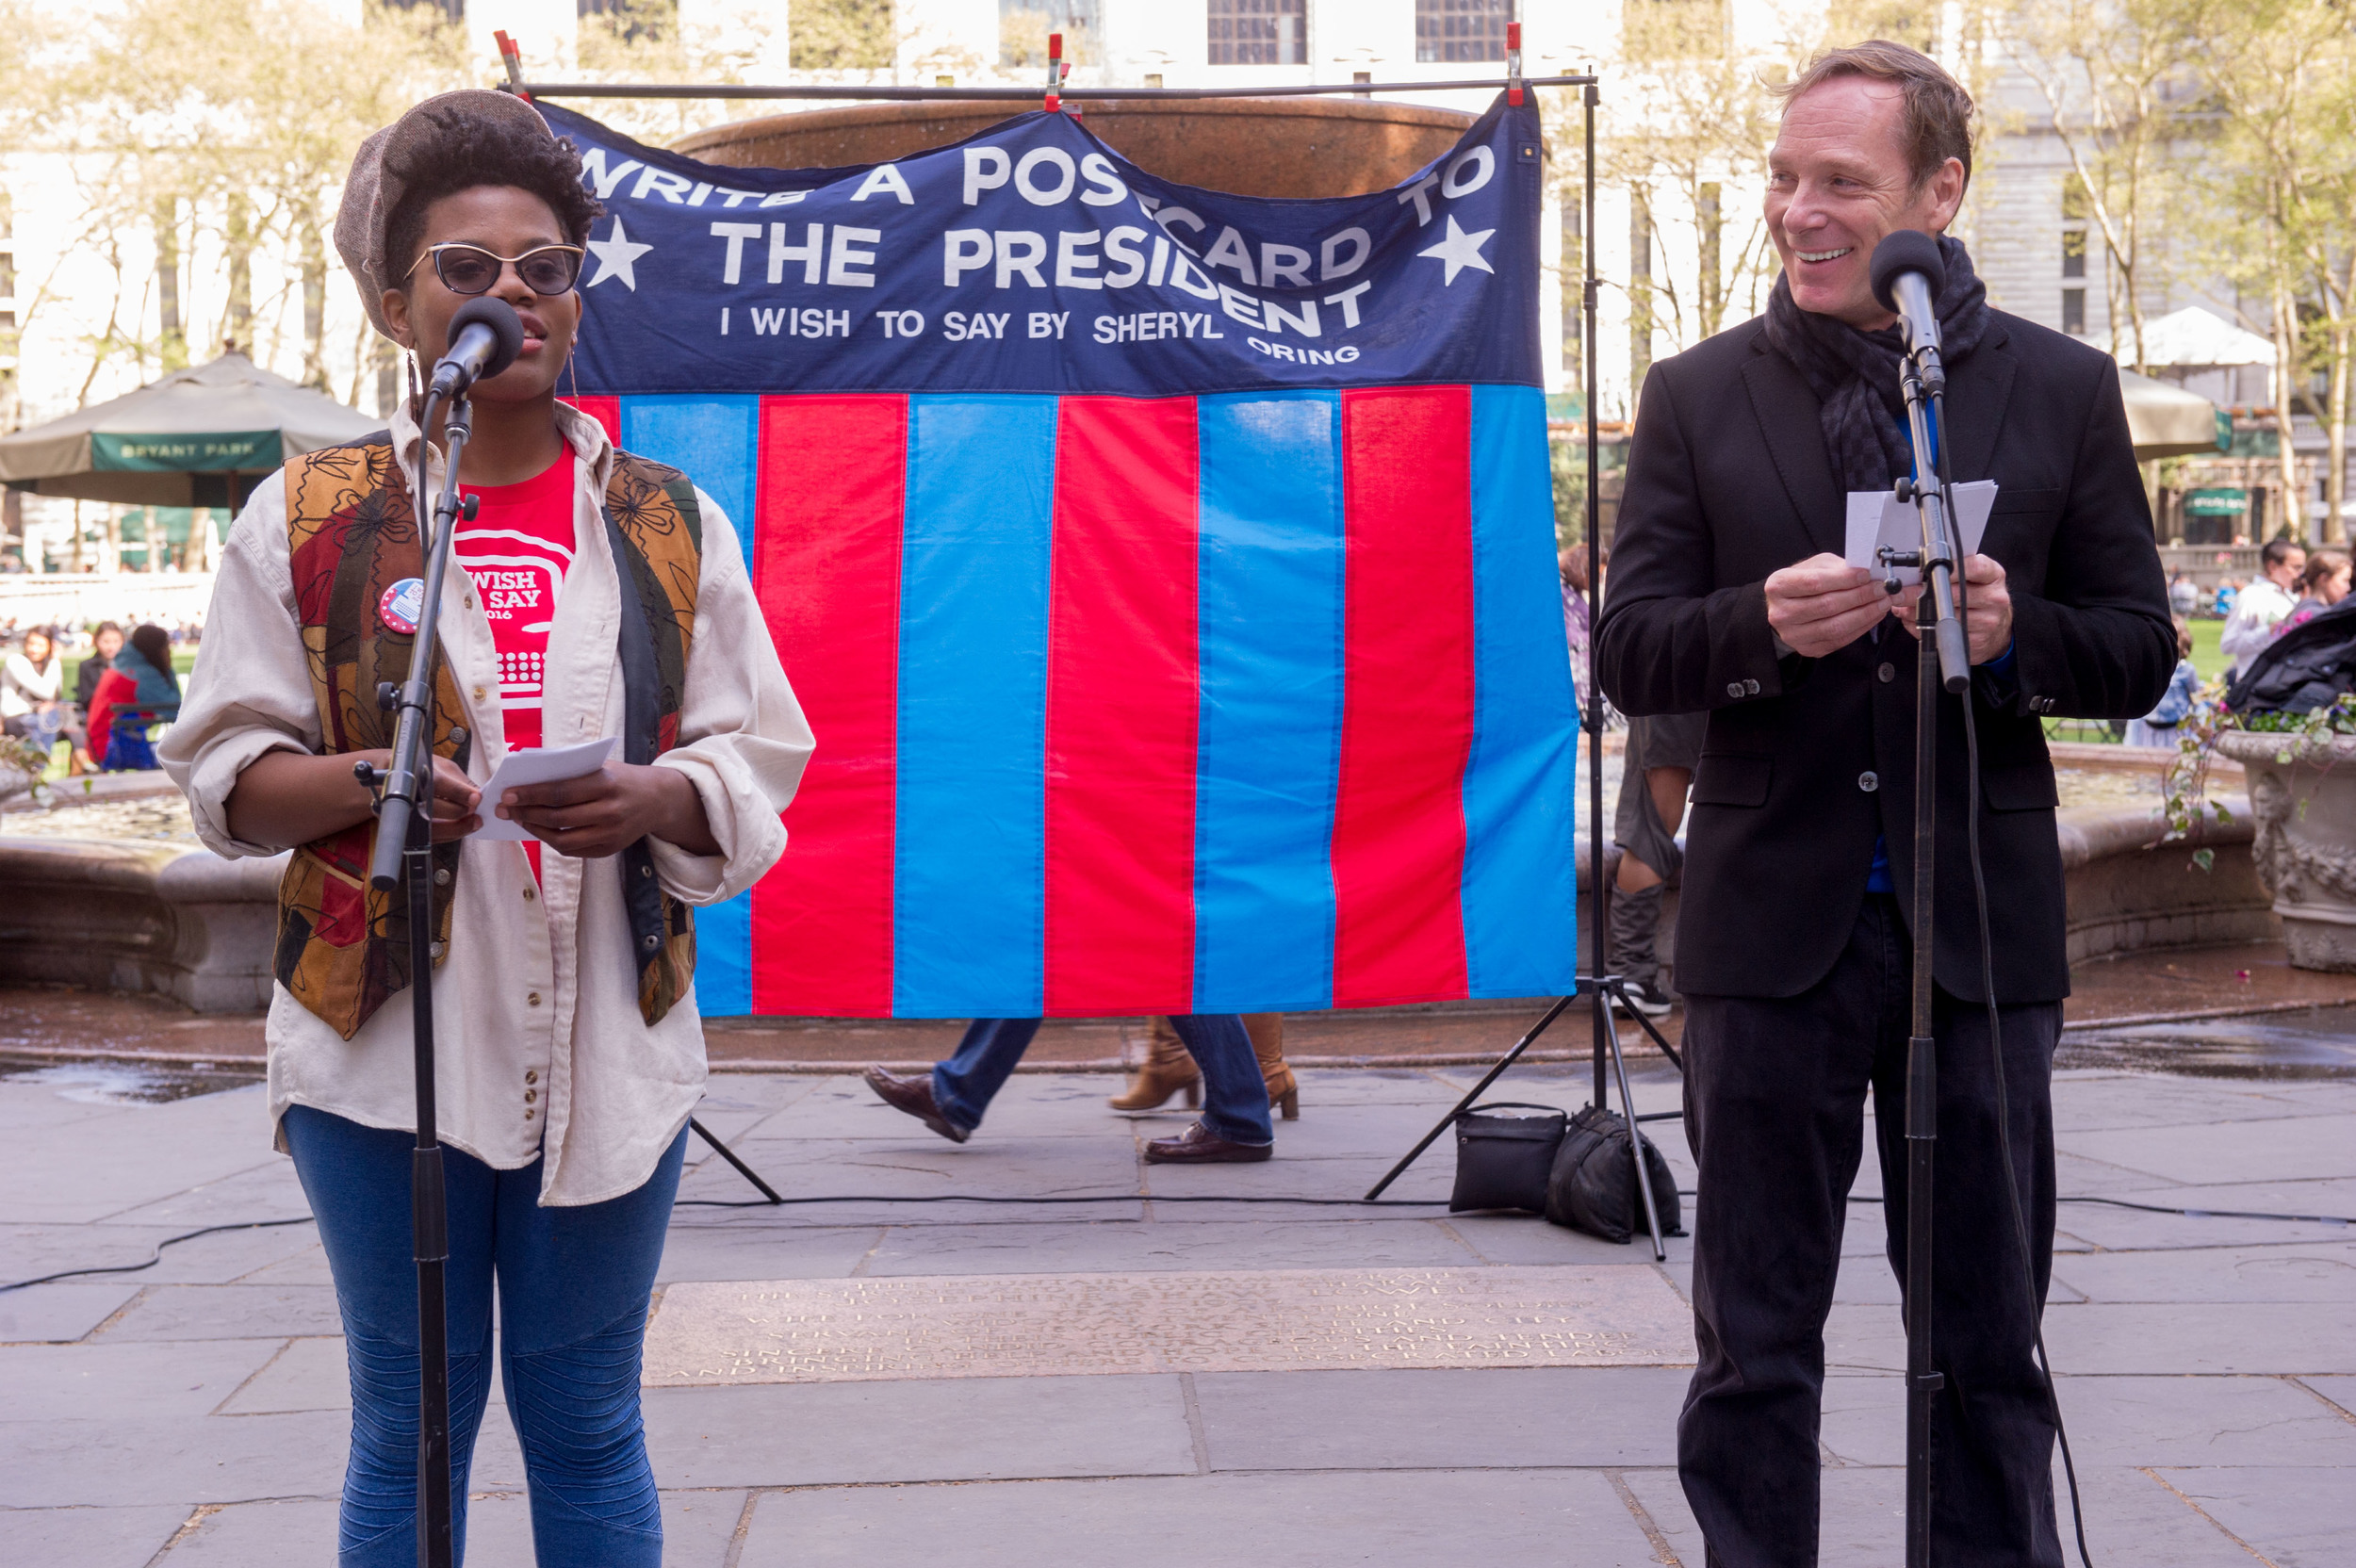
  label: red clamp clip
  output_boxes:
[1507,22,1524,106]
[1046,31,1064,113]
[494,29,531,101]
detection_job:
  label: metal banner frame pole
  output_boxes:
[1363,82,1671,1264]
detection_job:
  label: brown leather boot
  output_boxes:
[1243,1013,1299,1120]
[1108,1016,1200,1113]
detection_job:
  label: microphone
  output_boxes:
[1870,231,1946,369]
[426,297,526,400]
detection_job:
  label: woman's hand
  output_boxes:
[226,747,481,848]
[497,761,718,859]
[416,753,485,842]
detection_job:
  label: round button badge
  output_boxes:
[379,578,424,635]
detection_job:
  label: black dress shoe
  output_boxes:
[862,1066,971,1144]
[1143,1120,1274,1164]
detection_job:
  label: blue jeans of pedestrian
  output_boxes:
[933,1015,1274,1145]
[282,1104,687,1568]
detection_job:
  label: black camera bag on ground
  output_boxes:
[1448,1102,1569,1214]
[1544,1104,1684,1243]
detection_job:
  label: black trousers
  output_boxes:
[1678,894,2063,1568]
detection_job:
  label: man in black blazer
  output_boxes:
[1595,42,2174,1568]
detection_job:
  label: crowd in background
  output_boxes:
[1557,531,2352,978]
[0,618,188,776]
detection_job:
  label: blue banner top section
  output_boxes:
[541,96,1544,398]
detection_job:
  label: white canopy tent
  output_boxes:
[2104,305,2278,369]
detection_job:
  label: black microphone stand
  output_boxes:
[1885,321,1969,1568]
[357,388,475,1568]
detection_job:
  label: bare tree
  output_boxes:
[1998,0,2194,375]
[21,0,467,397]
[2182,0,2356,543]
[1553,2,1780,415]
[569,0,782,143]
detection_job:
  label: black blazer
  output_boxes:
[1595,310,2175,1004]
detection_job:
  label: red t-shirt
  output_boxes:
[456,452,576,874]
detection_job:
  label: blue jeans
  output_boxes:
[283,1105,687,1568]
[933,1015,1274,1145]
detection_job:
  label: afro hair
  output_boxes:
[383,102,604,290]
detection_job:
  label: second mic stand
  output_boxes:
[1882,337,1970,1568]
[357,391,475,1568]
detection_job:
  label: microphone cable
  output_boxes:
[0,1198,1464,1295]
[1933,393,2094,1568]
[5,1185,2343,1295]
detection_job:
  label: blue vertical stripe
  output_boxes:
[1194,392,1345,1012]
[892,396,1056,1016]
[1462,384,1579,996]
[619,394,761,576]
[617,395,761,1015]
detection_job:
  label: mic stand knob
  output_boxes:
[353,759,386,813]
[1876,545,1922,597]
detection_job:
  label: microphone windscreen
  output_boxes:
[1869,231,1946,315]
[449,296,527,381]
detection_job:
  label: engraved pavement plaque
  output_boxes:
[643,1266,1694,1386]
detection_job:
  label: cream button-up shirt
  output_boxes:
[161,400,813,1205]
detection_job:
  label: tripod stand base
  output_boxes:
[691,1118,783,1203]
[1365,980,1680,1262]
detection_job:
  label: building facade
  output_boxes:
[2,0,2331,570]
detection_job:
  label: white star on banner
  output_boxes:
[583,217,654,291]
[1417,215,1497,286]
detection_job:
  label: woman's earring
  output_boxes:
[565,294,584,403]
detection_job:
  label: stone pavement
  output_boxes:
[1,1041,2350,1566]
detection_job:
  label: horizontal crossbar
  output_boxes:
[511,74,1596,103]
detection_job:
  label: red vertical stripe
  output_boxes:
[750,396,905,1016]
[1044,398,1200,1015]
[1331,387,1474,1005]
[563,396,621,449]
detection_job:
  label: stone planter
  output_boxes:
[2214,730,2356,971]
[672,97,1475,199]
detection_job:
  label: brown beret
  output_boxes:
[334,89,558,342]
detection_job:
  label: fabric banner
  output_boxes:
[542,93,1576,1018]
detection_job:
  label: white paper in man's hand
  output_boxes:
[1843,481,1999,584]
[473,738,617,841]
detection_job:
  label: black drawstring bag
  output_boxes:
[1545,1104,1684,1243]
[1448,1102,1569,1213]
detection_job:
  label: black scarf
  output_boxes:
[1761,234,1990,492]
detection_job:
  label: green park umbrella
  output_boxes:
[0,350,378,509]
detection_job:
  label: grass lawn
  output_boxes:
[2186,617,2227,685]
[58,648,198,695]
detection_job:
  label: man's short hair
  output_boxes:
[2262,538,2305,570]
[1773,40,1975,192]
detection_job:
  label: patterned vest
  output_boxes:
[275,432,704,1039]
